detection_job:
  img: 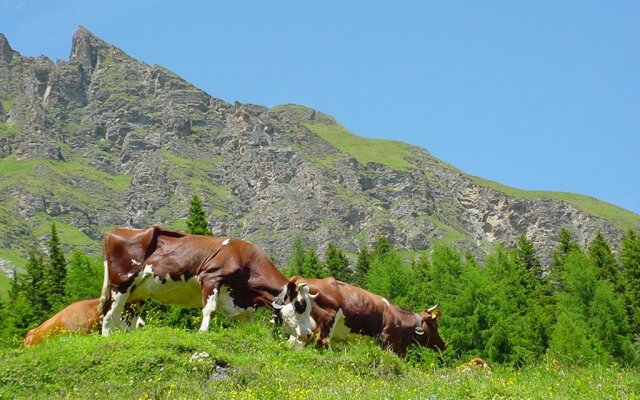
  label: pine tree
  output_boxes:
[546,227,582,294]
[44,223,67,310]
[516,234,542,282]
[620,229,640,333]
[186,194,212,236]
[287,236,307,277]
[354,246,371,287]
[323,243,351,282]
[588,231,620,289]
[4,258,42,337]
[8,267,19,302]
[25,252,48,320]
[302,248,326,278]
[65,250,103,302]
[590,281,635,364]
[373,236,393,259]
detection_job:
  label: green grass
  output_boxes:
[31,213,98,249]
[1,99,13,112]
[0,321,637,399]
[472,176,640,231]
[0,271,10,300]
[304,122,416,171]
[0,157,131,192]
[426,215,468,245]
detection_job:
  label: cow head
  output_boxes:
[275,279,318,344]
[414,304,446,352]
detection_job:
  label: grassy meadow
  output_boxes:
[1,317,638,400]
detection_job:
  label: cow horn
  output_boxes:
[309,292,319,299]
[427,304,439,313]
[296,282,309,290]
[414,313,424,335]
[272,299,284,310]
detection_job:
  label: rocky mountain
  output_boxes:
[0,27,638,277]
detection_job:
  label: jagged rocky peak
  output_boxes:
[70,26,126,72]
[0,33,17,62]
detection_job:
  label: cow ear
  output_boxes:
[286,281,298,298]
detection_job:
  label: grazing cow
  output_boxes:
[100,226,289,336]
[274,276,446,357]
[24,298,101,347]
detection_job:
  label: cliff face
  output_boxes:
[0,27,637,271]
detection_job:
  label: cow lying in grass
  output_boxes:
[273,276,446,357]
[23,298,102,347]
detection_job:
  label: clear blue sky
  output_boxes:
[2,1,639,214]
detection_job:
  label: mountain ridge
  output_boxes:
[0,27,637,280]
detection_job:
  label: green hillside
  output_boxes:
[304,122,417,171]
[0,271,9,300]
[0,323,637,399]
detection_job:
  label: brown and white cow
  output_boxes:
[274,276,446,357]
[24,298,101,347]
[100,226,289,336]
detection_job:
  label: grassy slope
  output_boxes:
[0,271,9,300]
[300,113,640,232]
[0,321,637,399]
[304,122,416,171]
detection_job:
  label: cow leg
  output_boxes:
[199,280,221,332]
[102,290,130,336]
[316,313,338,350]
[380,330,405,357]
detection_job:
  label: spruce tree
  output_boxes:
[620,229,640,333]
[25,252,48,320]
[45,223,67,310]
[302,248,326,278]
[354,246,371,286]
[590,281,635,364]
[516,234,542,282]
[186,194,212,236]
[323,243,351,282]
[287,236,307,277]
[373,236,393,259]
[588,231,620,289]
[65,250,103,302]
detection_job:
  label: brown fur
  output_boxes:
[457,357,491,371]
[100,226,289,325]
[24,298,101,347]
[284,276,445,357]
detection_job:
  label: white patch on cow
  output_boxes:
[280,286,316,343]
[131,259,141,266]
[329,308,351,341]
[199,290,218,332]
[128,265,202,307]
[222,238,231,246]
[287,335,306,349]
[102,290,129,336]
[216,285,255,318]
[382,298,390,307]
[100,260,109,315]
